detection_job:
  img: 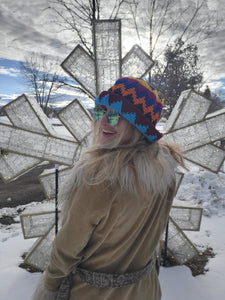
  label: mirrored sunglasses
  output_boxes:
[93,105,120,127]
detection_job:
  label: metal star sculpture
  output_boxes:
[162,89,225,264]
[0,19,155,271]
[0,94,92,182]
[164,89,225,173]
[0,96,92,271]
[61,20,154,98]
[0,19,224,270]
[19,89,225,269]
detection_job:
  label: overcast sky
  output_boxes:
[0,0,225,105]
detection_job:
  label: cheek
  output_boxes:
[118,123,134,144]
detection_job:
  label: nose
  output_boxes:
[100,111,108,126]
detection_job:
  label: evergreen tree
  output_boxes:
[151,39,203,114]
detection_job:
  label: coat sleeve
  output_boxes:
[44,181,112,291]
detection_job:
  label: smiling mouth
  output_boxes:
[102,129,115,134]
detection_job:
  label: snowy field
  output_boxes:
[0,117,225,299]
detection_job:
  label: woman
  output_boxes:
[33,77,185,300]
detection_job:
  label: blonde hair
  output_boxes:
[59,119,186,217]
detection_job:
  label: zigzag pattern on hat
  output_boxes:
[95,77,163,143]
[110,77,163,125]
[95,93,159,143]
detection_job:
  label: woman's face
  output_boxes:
[99,106,133,145]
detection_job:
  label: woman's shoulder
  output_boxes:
[70,179,116,207]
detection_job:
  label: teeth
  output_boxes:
[103,129,114,134]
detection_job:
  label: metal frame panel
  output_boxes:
[93,19,122,94]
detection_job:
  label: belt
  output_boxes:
[76,257,156,288]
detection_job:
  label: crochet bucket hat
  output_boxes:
[95,77,163,143]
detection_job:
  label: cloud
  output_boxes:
[0,93,21,105]
[0,67,20,77]
[0,0,72,62]
[199,28,225,82]
[207,0,224,10]
[0,0,225,99]
[206,80,224,91]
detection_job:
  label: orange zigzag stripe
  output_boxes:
[112,84,160,122]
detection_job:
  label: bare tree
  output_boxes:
[46,0,224,116]
[128,0,222,59]
[122,0,224,110]
[48,1,223,81]
[20,53,86,113]
[21,53,63,112]
[48,0,98,56]
[48,0,134,55]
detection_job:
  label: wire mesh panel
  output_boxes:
[164,111,225,152]
[0,123,77,165]
[44,135,77,165]
[21,211,55,238]
[175,172,184,194]
[163,90,190,133]
[174,91,211,131]
[167,218,199,264]
[163,91,225,169]
[164,90,212,133]
[4,94,57,136]
[206,111,225,141]
[166,121,211,151]
[94,20,121,94]
[0,123,13,147]
[122,45,154,79]
[39,137,91,199]
[58,99,92,142]
[170,206,203,231]
[184,144,225,172]
[162,90,224,263]
[61,45,96,98]
[0,152,40,182]
[0,94,79,181]
[39,167,73,199]
[24,225,55,271]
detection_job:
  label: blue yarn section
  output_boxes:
[95,95,100,104]
[147,135,157,142]
[135,124,148,134]
[121,112,136,124]
[110,101,123,115]
[95,94,110,107]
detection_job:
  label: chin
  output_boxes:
[99,136,119,147]
[100,133,116,145]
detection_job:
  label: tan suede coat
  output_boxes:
[44,180,175,300]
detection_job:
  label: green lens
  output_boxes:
[93,105,104,121]
[107,110,119,127]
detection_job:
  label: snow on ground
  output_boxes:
[160,213,225,300]
[0,224,39,300]
[0,117,225,299]
[1,167,224,300]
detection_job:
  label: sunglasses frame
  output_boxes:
[93,105,120,127]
